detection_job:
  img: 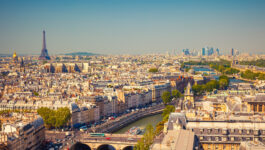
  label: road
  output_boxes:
[43,102,168,149]
[45,130,82,150]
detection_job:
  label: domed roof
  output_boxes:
[13,51,18,58]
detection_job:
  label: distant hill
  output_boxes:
[0,54,11,57]
[64,52,98,56]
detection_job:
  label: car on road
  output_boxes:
[65,132,71,136]
[80,126,88,132]
[105,137,111,140]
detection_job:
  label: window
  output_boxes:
[200,129,204,133]
[254,130,259,135]
[222,129,227,134]
[246,137,250,141]
[222,137,227,141]
[215,137,219,141]
[259,104,262,112]
[254,105,257,112]
[239,129,242,134]
[208,129,211,134]
[200,136,204,140]
[231,129,235,133]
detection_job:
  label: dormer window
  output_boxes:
[239,129,242,134]
[254,129,259,135]
[207,129,211,134]
[222,129,227,134]
[200,136,203,140]
[231,129,235,133]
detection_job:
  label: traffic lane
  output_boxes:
[46,133,66,138]
[45,132,76,143]
[82,137,140,142]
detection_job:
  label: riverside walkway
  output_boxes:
[91,103,165,133]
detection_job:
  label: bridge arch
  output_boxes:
[70,142,91,150]
[122,146,134,150]
[97,144,116,150]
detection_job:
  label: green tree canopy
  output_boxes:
[239,59,265,67]
[241,70,265,80]
[192,75,229,95]
[171,89,182,99]
[162,91,171,104]
[37,107,71,128]
[134,124,155,150]
[162,105,175,121]
[148,68,158,73]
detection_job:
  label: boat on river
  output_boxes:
[127,126,142,135]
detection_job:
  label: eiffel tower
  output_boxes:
[39,30,51,60]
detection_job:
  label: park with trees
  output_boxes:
[148,68,158,73]
[184,59,240,75]
[161,89,182,105]
[239,59,265,68]
[241,70,265,80]
[192,75,229,96]
[184,60,265,80]
[37,107,71,129]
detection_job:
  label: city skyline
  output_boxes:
[1,0,265,55]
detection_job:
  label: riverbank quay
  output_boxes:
[92,103,165,133]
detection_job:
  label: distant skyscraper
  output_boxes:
[231,48,234,56]
[235,49,239,55]
[201,48,206,56]
[182,49,190,55]
[216,48,220,55]
[39,30,50,60]
[208,47,214,56]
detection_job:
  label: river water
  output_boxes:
[114,113,162,134]
[114,68,247,135]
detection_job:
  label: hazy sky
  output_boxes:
[0,0,265,55]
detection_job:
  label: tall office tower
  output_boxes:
[235,49,240,55]
[205,47,209,56]
[182,49,190,55]
[201,48,206,56]
[209,47,214,55]
[216,48,220,55]
[231,48,234,56]
[39,30,51,60]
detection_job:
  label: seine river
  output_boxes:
[114,68,246,134]
[114,113,162,134]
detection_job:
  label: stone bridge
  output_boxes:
[72,134,143,150]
